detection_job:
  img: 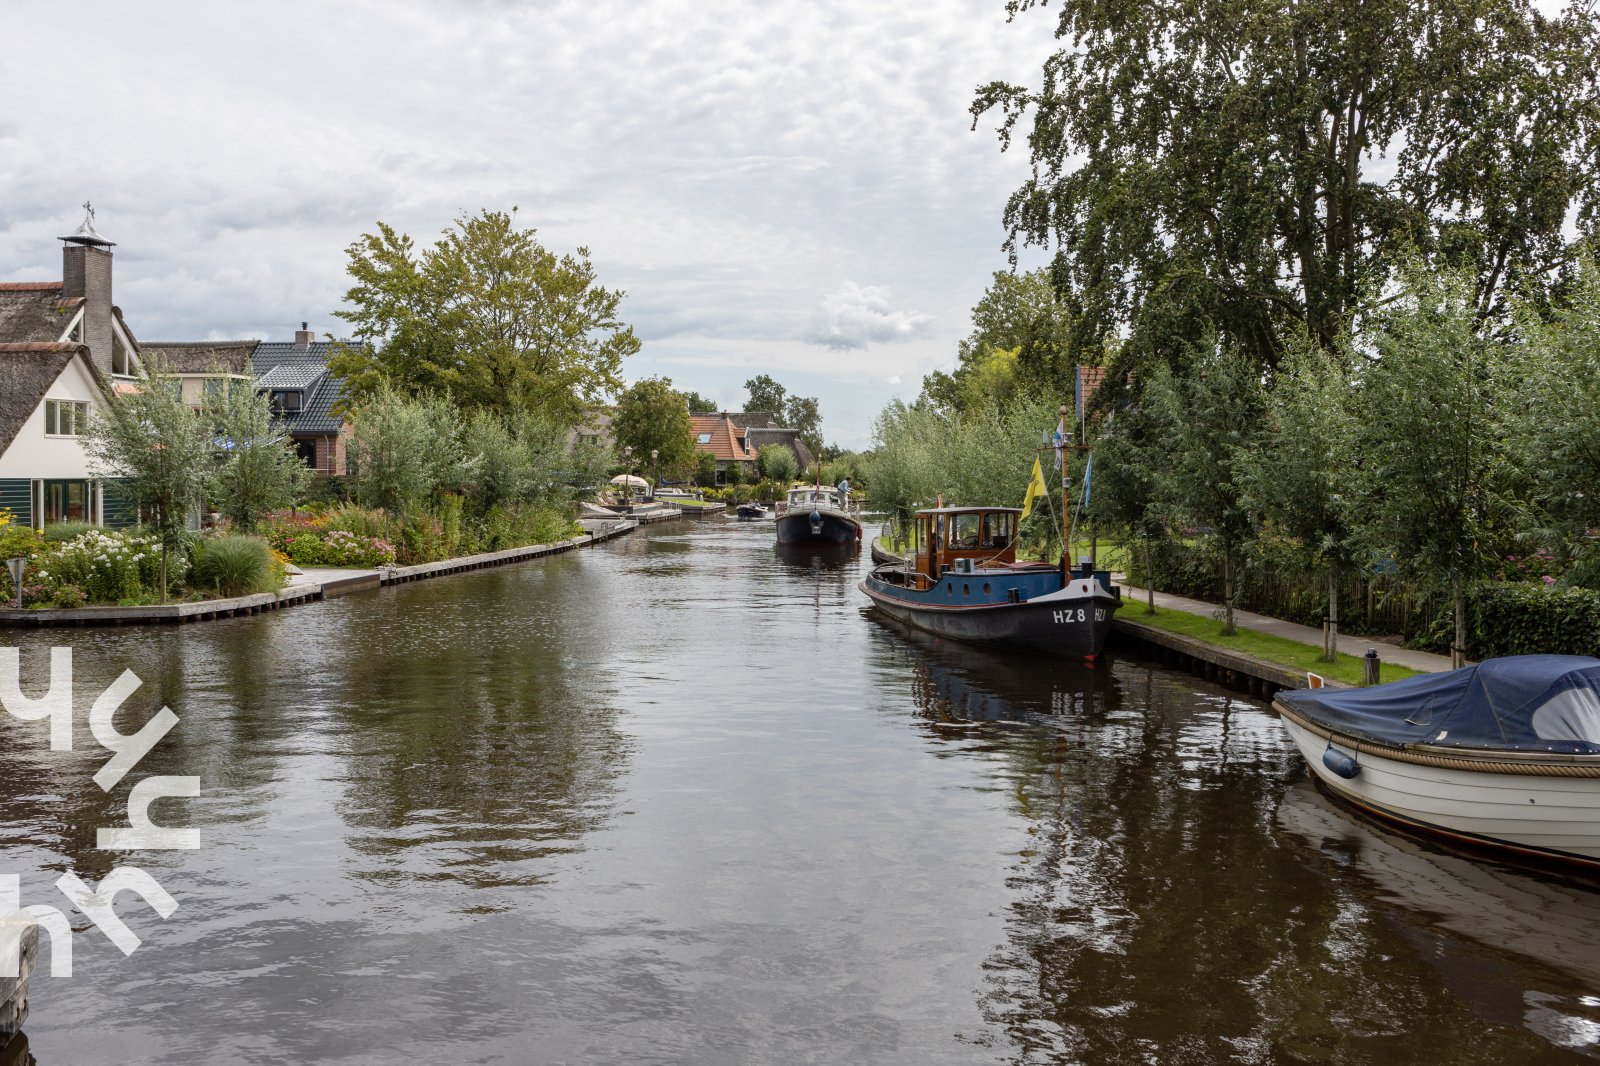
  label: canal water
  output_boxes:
[3,519,1599,1064]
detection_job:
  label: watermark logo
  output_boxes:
[0,648,196,978]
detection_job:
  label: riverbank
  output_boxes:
[1111,582,1451,695]
[0,518,636,627]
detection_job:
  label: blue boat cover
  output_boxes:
[1278,655,1600,755]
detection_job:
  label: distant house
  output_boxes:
[138,341,257,406]
[689,413,760,482]
[725,412,815,475]
[251,327,351,476]
[0,208,143,527]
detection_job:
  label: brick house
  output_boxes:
[250,327,352,476]
[0,208,143,527]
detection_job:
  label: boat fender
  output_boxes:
[1321,745,1360,780]
[810,509,821,524]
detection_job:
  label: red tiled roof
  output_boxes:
[689,414,757,463]
[1076,366,1107,418]
[0,282,63,291]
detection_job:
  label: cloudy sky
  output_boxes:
[1,0,1054,448]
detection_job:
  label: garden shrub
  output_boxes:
[41,520,100,543]
[1414,582,1600,659]
[34,530,174,605]
[192,535,278,597]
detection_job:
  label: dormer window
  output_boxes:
[270,390,303,415]
[111,333,132,376]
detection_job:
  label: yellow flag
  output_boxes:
[1020,457,1047,520]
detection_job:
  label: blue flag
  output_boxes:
[1082,454,1093,508]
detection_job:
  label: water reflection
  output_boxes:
[1279,780,1600,1058]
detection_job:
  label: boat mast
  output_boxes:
[1059,403,1071,568]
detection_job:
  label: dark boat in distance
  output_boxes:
[736,501,769,520]
[774,486,862,546]
[859,506,1120,657]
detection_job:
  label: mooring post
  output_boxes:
[1363,648,1381,687]
[0,919,38,1052]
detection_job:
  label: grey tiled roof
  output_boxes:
[257,363,325,390]
[140,340,258,374]
[0,284,77,344]
[250,341,349,435]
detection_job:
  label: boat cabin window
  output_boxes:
[984,512,1015,549]
[949,513,981,549]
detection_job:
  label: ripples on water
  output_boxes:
[2,520,1598,1064]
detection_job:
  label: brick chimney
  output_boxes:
[59,205,116,378]
[294,322,315,348]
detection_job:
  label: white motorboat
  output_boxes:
[1274,656,1600,869]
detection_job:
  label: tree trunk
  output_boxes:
[1145,538,1155,615]
[1452,577,1468,669]
[1222,548,1236,636]
[1323,568,1339,663]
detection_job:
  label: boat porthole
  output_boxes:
[983,583,990,594]
[963,583,970,595]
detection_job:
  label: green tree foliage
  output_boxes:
[1504,256,1600,585]
[83,360,215,598]
[1086,409,1165,613]
[756,443,798,484]
[973,0,1600,375]
[743,374,824,453]
[693,450,718,487]
[1235,333,1358,658]
[923,270,1076,408]
[612,377,695,479]
[1351,264,1507,665]
[212,378,310,532]
[331,209,639,418]
[1145,341,1264,635]
[743,374,788,416]
[681,390,719,414]
[346,390,473,512]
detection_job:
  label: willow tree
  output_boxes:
[972,0,1600,374]
[1236,334,1358,660]
[1354,265,1505,667]
[331,209,639,419]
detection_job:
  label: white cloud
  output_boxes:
[0,0,1058,449]
[803,282,933,350]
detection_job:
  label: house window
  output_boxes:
[696,432,712,444]
[270,390,303,414]
[44,399,89,436]
[43,480,90,524]
[111,334,132,376]
[296,439,318,468]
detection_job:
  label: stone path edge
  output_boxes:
[0,519,638,628]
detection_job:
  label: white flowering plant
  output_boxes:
[36,530,183,605]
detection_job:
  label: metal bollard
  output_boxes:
[1363,648,1381,687]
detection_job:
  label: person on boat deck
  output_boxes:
[837,478,850,505]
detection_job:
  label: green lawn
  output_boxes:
[661,497,727,510]
[1118,604,1421,686]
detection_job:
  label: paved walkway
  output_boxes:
[1116,582,1457,673]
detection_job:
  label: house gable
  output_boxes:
[0,342,104,480]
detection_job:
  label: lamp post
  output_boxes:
[651,449,659,501]
[622,445,634,504]
[5,557,25,609]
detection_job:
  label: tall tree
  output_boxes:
[681,390,719,414]
[1353,264,1506,667]
[923,270,1077,409]
[1146,341,1264,635]
[1505,255,1600,585]
[611,377,695,482]
[783,394,824,458]
[212,378,310,531]
[743,374,788,416]
[973,0,1600,373]
[1235,333,1358,659]
[331,209,640,418]
[84,361,215,599]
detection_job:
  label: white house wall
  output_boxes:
[0,357,104,479]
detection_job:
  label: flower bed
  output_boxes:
[266,519,396,568]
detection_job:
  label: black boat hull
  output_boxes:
[860,574,1118,657]
[775,510,861,545]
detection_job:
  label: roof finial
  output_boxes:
[60,203,115,248]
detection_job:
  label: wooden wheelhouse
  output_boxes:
[910,507,1021,590]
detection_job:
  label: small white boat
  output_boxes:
[1274,656,1600,869]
